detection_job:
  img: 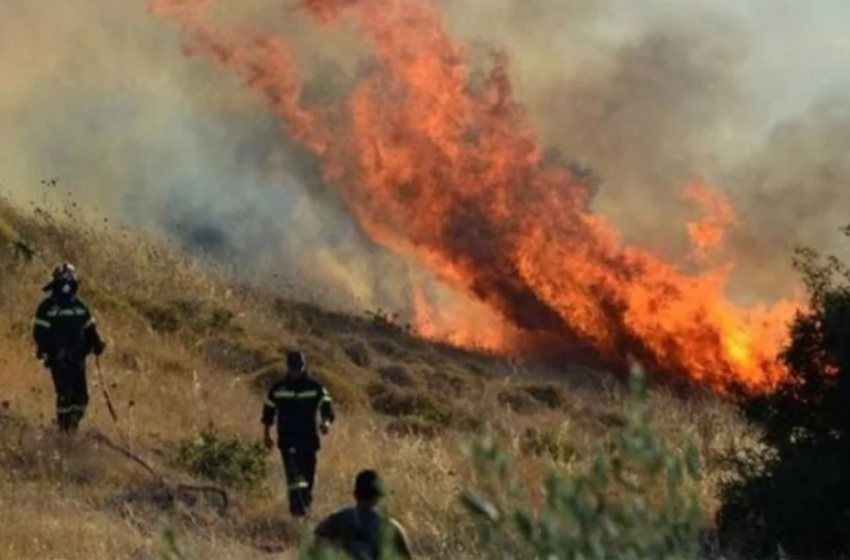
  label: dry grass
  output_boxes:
[0,192,758,559]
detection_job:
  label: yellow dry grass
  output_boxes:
[0,193,758,559]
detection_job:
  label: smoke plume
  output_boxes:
[2,0,849,383]
[0,0,418,312]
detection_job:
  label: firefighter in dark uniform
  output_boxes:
[262,350,335,517]
[32,263,106,434]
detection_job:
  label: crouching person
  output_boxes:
[310,469,413,560]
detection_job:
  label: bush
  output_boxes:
[171,423,268,493]
[312,367,368,410]
[343,340,372,368]
[717,240,850,559]
[378,364,416,388]
[460,365,704,560]
[496,388,542,414]
[519,426,576,463]
[523,384,565,409]
[367,382,453,425]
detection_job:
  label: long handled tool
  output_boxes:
[95,355,119,424]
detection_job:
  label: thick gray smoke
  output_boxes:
[0,0,417,312]
[444,0,850,301]
[1,0,848,316]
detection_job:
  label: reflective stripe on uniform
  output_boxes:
[320,387,331,404]
[288,480,309,490]
[57,308,84,316]
[264,398,276,408]
[273,389,319,399]
[57,405,85,413]
[84,318,95,329]
[33,319,51,328]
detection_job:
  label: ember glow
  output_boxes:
[153,0,803,393]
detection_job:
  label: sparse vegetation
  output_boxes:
[171,423,269,493]
[519,425,576,462]
[367,381,454,426]
[461,368,705,560]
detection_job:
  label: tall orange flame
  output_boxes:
[153,0,803,393]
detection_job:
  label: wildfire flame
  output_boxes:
[153,0,804,393]
[684,183,738,265]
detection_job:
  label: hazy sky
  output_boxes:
[700,0,850,123]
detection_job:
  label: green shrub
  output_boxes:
[460,366,704,560]
[171,423,268,493]
[519,426,576,463]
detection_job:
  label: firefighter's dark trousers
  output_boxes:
[280,446,318,517]
[48,360,89,433]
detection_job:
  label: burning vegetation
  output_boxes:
[153,0,802,394]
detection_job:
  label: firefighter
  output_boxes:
[32,263,106,434]
[262,350,335,517]
[311,469,413,560]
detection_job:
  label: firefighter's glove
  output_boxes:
[36,351,50,368]
[93,340,106,357]
[319,421,330,435]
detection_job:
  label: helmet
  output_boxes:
[44,262,79,296]
[52,262,78,282]
[286,350,306,373]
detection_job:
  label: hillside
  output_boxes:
[0,190,758,559]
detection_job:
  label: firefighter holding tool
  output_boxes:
[33,263,106,434]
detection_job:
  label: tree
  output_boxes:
[718,230,850,558]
